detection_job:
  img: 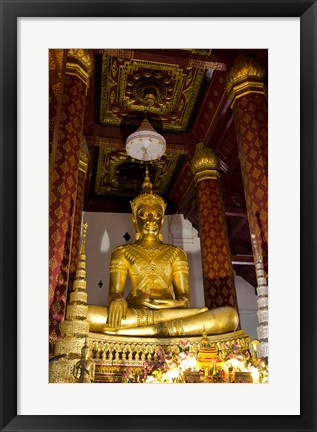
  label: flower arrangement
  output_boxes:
[121,339,268,384]
[122,340,198,383]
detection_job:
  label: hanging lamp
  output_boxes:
[125,118,166,161]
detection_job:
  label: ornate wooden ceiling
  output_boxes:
[82,48,268,288]
[99,52,207,131]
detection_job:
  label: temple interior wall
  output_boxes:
[83,211,258,339]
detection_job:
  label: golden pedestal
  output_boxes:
[89,329,250,383]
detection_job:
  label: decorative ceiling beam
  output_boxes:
[231,255,254,265]
[92,49,227,71]
[213,113,234,153]
[225,208,247,217]
[191,70,229,143]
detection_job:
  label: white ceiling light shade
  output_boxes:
[125,118,166,161]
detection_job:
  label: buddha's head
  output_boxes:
[130,166,166,241]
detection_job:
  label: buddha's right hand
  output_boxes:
[108,298,128,328]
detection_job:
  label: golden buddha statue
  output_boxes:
[87,167,239,337]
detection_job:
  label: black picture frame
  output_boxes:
[1,1,316,431]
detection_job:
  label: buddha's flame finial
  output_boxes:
[130,164,166,217]
[141,165,153,193]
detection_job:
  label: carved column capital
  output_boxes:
[190,142,220,182]
[66,49,94,87]
[226,55,267,107]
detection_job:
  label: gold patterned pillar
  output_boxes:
[226,55,268,275]
[191,142,239,315]
[49,49,67,185]
[49,49,94,355]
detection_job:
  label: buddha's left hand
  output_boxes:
[142,298,188,309]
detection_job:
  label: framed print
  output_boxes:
[1,1,316,431]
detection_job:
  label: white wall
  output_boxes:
[164,214,205,308]
[234,272,258,340]
[83,211,134,306]
[82,211,258,339]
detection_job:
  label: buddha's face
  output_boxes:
[134,202,164,240]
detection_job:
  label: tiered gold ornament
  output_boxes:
[49,223,91,383]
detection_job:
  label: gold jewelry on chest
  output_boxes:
[124,244,178,265]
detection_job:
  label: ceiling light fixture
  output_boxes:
[125,118,166,161]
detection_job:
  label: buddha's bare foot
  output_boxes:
[158,307,208,321]
[104,326,156,337]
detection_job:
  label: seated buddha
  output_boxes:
[87,167,239,337]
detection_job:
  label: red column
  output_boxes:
[49,50,93,354]
[226,54,268,275]
[191,142,239,314]
[49,49,67,178]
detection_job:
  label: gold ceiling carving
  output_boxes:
[100,55,205,132]
[95,148,181,197]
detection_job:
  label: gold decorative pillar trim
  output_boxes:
[66,49,94,88]
[190,142,221,182]
[226,55,267,108]
[79,137,89,174]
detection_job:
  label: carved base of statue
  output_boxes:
[89,329,250,383]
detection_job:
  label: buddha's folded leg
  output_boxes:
[157,307,208,321]
[87,304,208,333]
[106,306,239,337]
[160,307,239,336]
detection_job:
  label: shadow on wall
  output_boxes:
[83,211,134,306]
